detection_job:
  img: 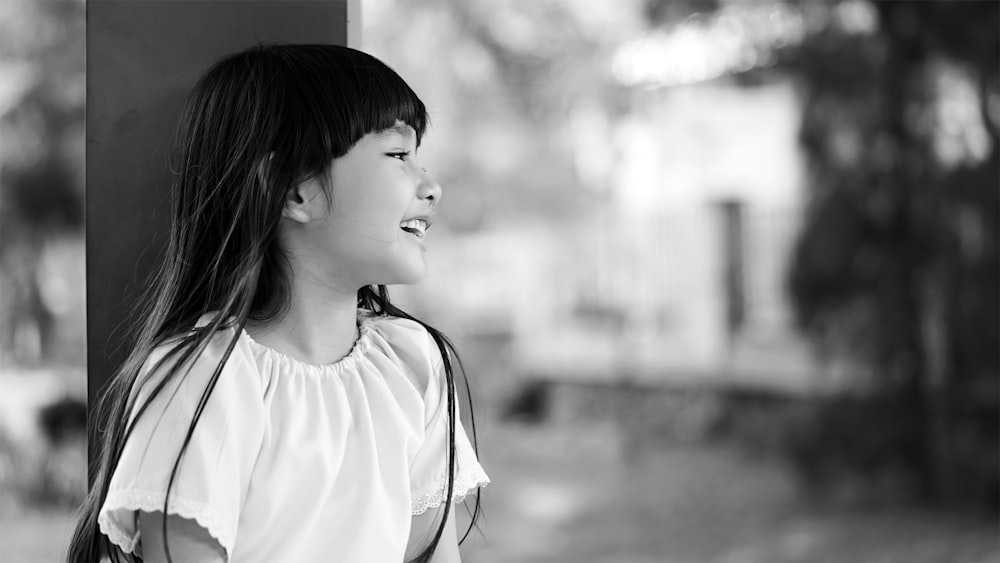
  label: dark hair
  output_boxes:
[67,44,482,563]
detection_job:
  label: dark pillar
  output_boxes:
[86,0,351,481]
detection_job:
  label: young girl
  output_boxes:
[67,44,488,562]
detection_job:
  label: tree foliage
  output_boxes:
[783,0,999,504]
[0,0,85,365]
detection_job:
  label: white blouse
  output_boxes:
[98,312,489,562]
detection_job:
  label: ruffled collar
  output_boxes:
[240,310,378,375]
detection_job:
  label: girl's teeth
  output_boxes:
[400,219,426,237]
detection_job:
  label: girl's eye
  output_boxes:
[387,151,410,162]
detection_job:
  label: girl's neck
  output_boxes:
[245,278,361,366]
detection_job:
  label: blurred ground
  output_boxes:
[3,420,995,563]
[459,422,999,563]
[0,508,76,562]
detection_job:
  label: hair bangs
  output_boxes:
[283,45,427,161]
[358,62,428,145]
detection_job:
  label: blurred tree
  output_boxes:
[366,0,645,228]
[643,0,720,25]
[0,0,85,365]
[784,0,998,506]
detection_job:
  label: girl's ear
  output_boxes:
[256,152,314,224]
[281,182,312,224]
[282,178,322,224]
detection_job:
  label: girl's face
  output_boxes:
[284,122,442,289]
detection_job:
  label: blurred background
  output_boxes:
[1,0,87,561]
[0,0,997,561]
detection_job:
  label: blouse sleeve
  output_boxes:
[97,332,266,558]
[409,342,490,516]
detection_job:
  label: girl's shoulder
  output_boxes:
[362,312,445,390]
[136,315,265,400]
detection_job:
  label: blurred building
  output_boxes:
[386,3,853,396]
[520,76,822,391]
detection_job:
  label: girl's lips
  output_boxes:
[400,212,434,248]
[399,218,428,237]
[400,212,434,228]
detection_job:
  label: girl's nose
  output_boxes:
[417,167,443,204]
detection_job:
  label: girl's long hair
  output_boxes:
[67,44,481,563]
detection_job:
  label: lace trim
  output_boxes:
[411,464,491,516]
[98,488,235,556]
